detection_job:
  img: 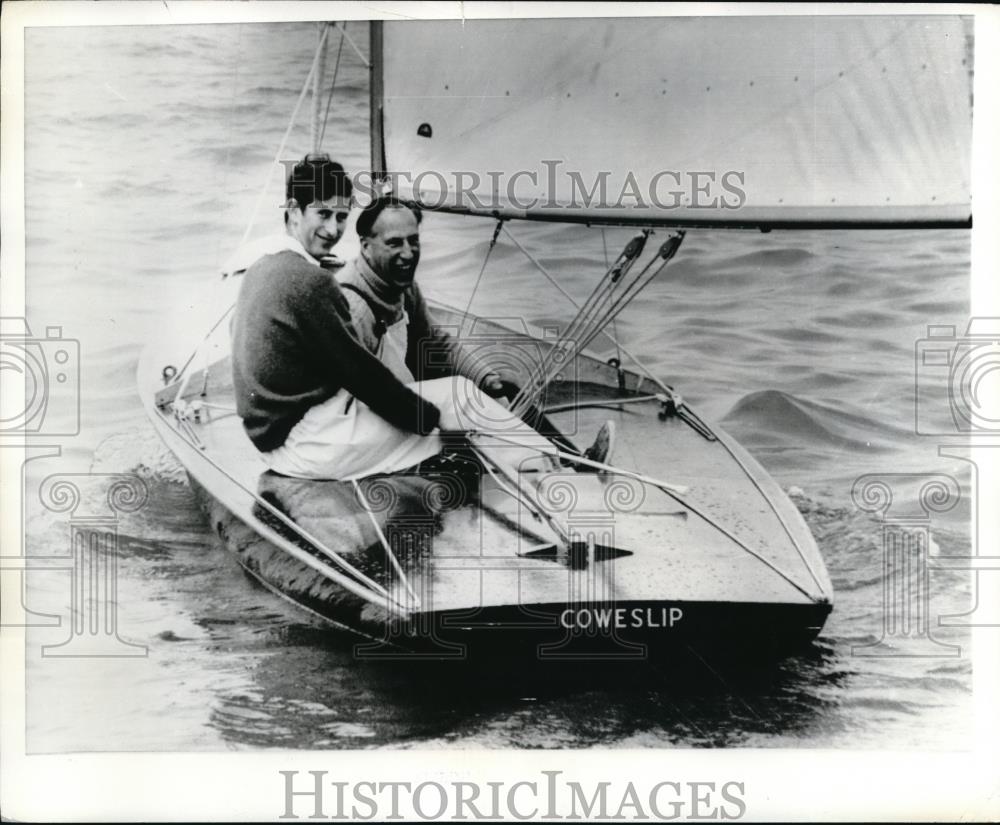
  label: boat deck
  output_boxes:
[140,298,832,657]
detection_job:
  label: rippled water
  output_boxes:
[20,22,973,752]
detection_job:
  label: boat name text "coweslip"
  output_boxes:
[559,607,683,629]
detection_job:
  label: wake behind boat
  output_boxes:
[140,17,971,661]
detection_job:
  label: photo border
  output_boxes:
[2,1,998,821]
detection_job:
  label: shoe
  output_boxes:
[583,420,615,467]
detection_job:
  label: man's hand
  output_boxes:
[481,372,507,398]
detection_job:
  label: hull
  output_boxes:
[140,295,833,661]
[190,473,830,661]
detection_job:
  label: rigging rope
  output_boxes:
[601,228,624,369]
[501,225,674,398]
[571,234,684,356]
[318,25,347,148]
[351,479,421,607]
[508,232,651,414]
[335,21,370,68]
[459,217,505,336]
[173,26,338,425]
[469,441,573,546]
[160,406,412,613]
[469,430,688,496]
[709,436,830,597]
[509,230,687,418]
[310,23,329,151]
[167,303,236,407]
[238,23,331,248]
[507,235,644,415]
[477,432,820,603]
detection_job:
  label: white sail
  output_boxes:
[373,16,972,228]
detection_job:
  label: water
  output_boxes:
[20,22,973,752]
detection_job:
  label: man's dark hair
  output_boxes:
[285,153,353,212]
[356,196,422,239]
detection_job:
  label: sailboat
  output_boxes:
[138,16,970,659]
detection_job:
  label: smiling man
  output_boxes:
[329,196,613,481]
[253,192,561,481]
[231,160,551,481]
[233,157,442,477]
[283,155,351,263]
[233,165,607,483]
[335,197,503,394]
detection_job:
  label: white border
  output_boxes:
[2,2,998,821]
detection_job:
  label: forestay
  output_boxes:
[374,16,972,228]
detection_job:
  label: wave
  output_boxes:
[824,279,859,297]
[721,389,911,452]
[838,695,918,715]
[184,142,271,165]
[784,486,972,614]
[722,246,816,269]
[813,309,898,329]
[123,40,195,59]
[245,83,303,97]
[102,179,182,199]
[761,326,844,344]
[91,426,190,487]
[807,371,856,390]
[656,258,735,288]
[906,299,969,315]
[74,110,153,129]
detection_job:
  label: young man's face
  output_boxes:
[361,207,421,288]
[287,197,350,260]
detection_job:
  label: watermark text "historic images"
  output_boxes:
[279,770,747,821]
[279,160,748,213]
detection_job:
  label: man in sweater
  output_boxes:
[232,157,597,481]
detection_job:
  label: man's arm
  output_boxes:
[405,284,503,393]
[297,273,441,434]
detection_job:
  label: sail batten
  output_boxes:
[374,16,972,228]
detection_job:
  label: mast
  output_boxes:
[310,23,329,152]
[369,20,386,184]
